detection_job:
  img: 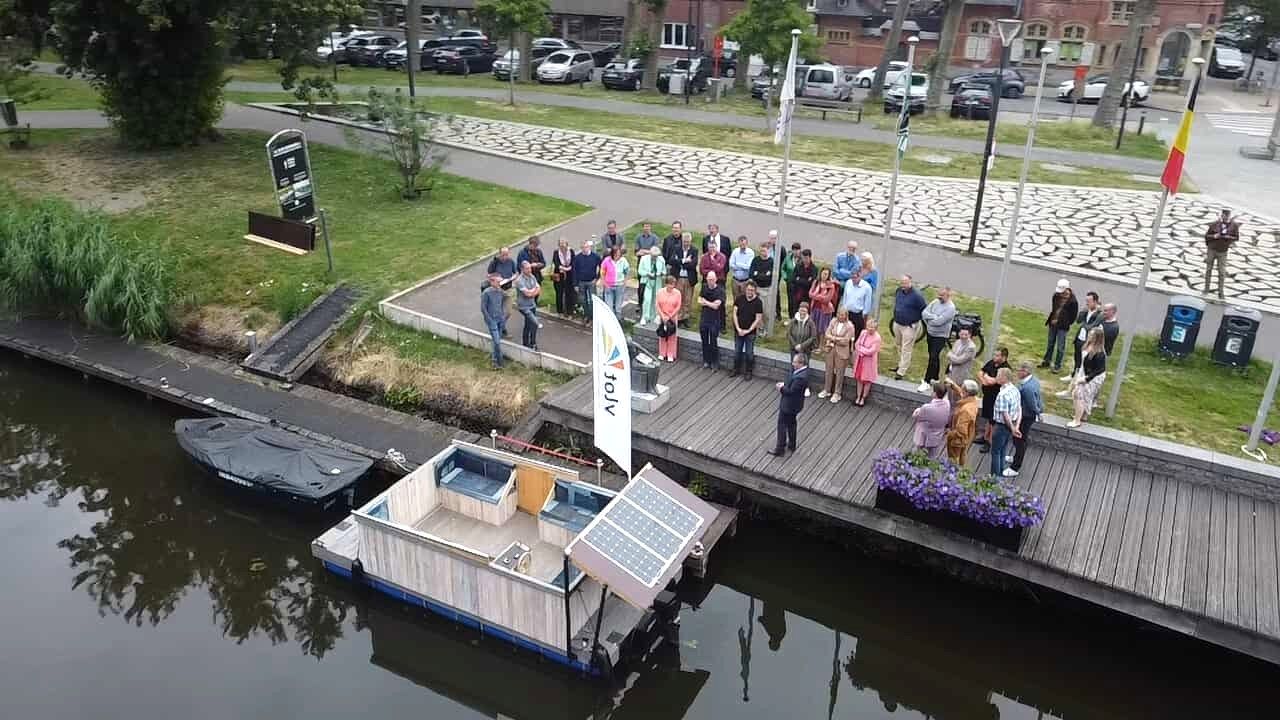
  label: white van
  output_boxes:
[800,63,854,101]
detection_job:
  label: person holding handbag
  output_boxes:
[655,276,682,362]
[550,237,576,315]
[817,308,855,403]
[637,246,666,326]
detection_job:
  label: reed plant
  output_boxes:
[0,200,176,340]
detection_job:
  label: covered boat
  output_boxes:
[175,418,374,511]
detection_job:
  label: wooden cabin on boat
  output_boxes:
[312,440,720,673]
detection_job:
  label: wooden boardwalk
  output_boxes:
[537,360,1280,665]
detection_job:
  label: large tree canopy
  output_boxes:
[2,0,361,147]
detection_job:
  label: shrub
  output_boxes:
[872,448,1045,528]
[382,384,425,411]
[0,200,176,340]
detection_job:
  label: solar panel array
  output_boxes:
[581,478,705,587]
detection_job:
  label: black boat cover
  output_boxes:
[175,418,373,500]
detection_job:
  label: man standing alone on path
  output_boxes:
[698,271,726,370]
[486,246,519,333]
[892,275,927,381]
[731,281,764,379]
[1203,208,1239,299]
[1039,278,1078,372]
[1102,303,1120,356]
[571,239,601,322]
[480,274,507,369]
[668,232,699,325]
[1006,361,1043,478]
[1065,291,1103,382]
[918,287,956,393]
[515,261,541,351]
[991,368,1022,478]
[767,354,810,458]
[729,236,755,299]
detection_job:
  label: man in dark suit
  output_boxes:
[702,223,731,256]
[768,354,809,457]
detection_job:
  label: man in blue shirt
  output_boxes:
[571,239,602,321]
[891,274,927,380]
[832,239,859,305]
[728,235,755,299]
[1006,361,1044,477]
[486,246,518,333]
[840,272,873,336]
[480,274,507,369]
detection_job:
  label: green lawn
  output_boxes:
[870,112,1169,162]
[13,74,101,111]
[616,219,1278,457]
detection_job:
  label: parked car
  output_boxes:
[947,68,1025,97]
[423,38,496,70]
[657,57,711,93]
[536,50,596,83]
[707,50,738,78]
[315,30,373,61]
[600,59,645,90]
[448,29,488,41]
[435,45,497,75]
[799,63,854,101]
[1209,45,1246,78]
[381,39,429,70]
[949,85,994,119]
[346,34,399,66]
[492,47,554,80]
[750,67,776,99]
[1056,75,1149,104]
[1249,40,1280,62]
[883,72,928,114]
[532,37,581,51]
[591,43,623,67]
[855,60,907,88]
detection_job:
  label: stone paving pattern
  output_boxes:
[435,116,1280,307]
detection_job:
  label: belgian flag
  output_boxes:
[1160,73,1201,194]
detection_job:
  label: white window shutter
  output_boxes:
[1009,38,1025,60]
[1080,42,1096,66]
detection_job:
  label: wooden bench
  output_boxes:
[798,98,863,123]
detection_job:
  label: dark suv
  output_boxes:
[947,68,1026,98]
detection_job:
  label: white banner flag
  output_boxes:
[773,38,799,145]
[592,295,631,477]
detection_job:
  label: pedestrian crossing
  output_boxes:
[1203,112,1276,137]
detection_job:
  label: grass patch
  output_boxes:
[14,74,101,111]
[870,111,1168,161]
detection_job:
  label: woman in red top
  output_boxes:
[808,267,837,335]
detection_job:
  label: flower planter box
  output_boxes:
[874,486,1024,552]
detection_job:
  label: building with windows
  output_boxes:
[813,0,1223,86]
[363,1,629,43]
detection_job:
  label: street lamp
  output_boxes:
[966,18,1022,254]
[986,46,1054,361]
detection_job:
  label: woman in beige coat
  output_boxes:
[818,308,856,403]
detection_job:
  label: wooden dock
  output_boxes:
[536,360,1280,666]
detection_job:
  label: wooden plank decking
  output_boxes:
[537,360,1280,665]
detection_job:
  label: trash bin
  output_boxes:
[0,98,17,128]
[667,73,685,96]
[1212,306,1262,368]
[1158,295,1206,359]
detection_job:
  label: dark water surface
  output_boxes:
[3,353,1278,720]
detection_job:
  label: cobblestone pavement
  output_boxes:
[435,115,1280,308]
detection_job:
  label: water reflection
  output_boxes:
[0,360,351,659]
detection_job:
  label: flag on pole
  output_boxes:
[591,296,631,476]
[896,110,910,156]
[1160,73,1201,194]
[773,37,799,145]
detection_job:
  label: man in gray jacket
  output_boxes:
[918,287,956,393]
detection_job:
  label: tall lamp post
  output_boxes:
[966,18,1022,254]
[876,34,920,320]
[986,45,1053,360]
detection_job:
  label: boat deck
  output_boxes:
[536,359,1280,666]
[415,507,564,581]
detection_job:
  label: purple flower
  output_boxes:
[871,448,1046,528]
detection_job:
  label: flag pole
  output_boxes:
[765,28,801,337]
[1105,57,1204,419]
[876,35,918,321]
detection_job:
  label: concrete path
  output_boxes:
[22,106,1280,358]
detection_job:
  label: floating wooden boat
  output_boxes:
[175,418,374,512]
[312,440,721,674]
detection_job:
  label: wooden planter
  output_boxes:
[874,487,1024,552]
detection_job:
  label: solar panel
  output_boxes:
[628,480,700,536]
[583,521,665,585]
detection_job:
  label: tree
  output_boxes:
[0,34,48,107]
[0,0,361,148]
[359,88,447,200]
[721,0,821,123]
[1221,0,1280,80]
[640,0,667,91]
[869,0,914,102]
[1093,0,1156,129]
[924,0,964,115]
[474,0,551,105]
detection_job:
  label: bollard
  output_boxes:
[245,330,258,356]
[490,428,499,449]
[1137,111,1146,136]
[596,458,604,484]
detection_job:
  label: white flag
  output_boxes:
[592,295,631,477]
[773,38,799,145]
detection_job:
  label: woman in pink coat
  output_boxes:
[852,316,882,407]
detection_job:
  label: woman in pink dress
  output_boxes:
[852,316,882,407]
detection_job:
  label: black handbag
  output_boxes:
[657,319,676,338]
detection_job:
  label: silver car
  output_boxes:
[536,50,595,84]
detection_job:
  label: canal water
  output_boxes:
[3,353,1278,720]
